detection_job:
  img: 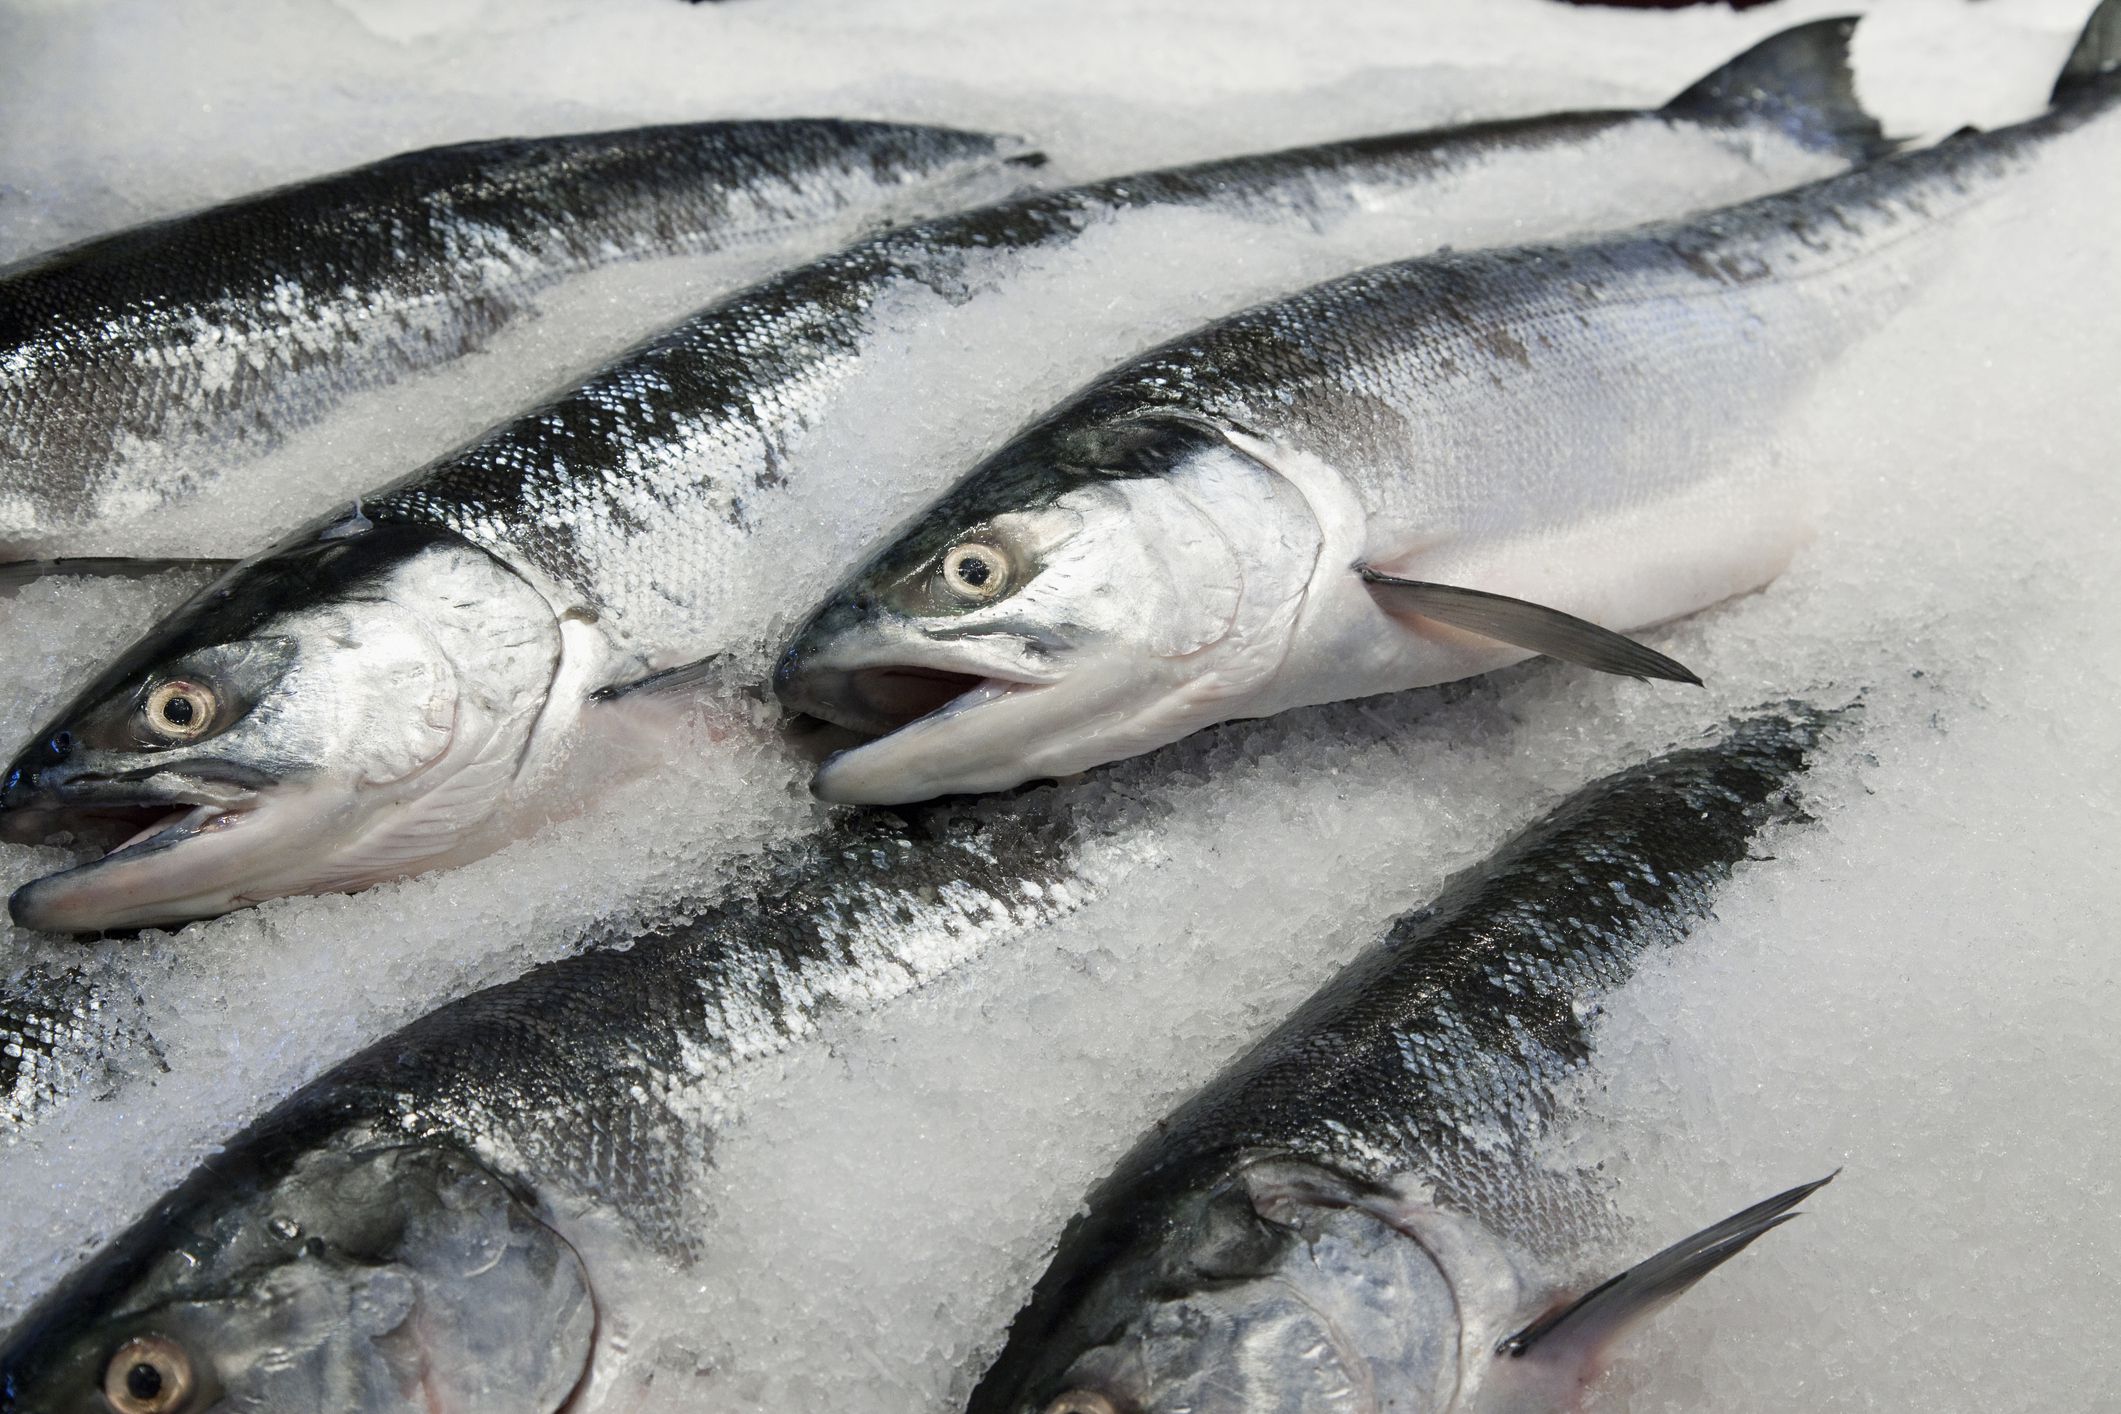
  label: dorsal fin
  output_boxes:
[2053,0,2121,104]
[1663,17,1896,162]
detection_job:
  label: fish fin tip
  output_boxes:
[2052,0,2121,105]
[1662,14,1895,163]
[1356,568,1702,687]
[1499,1172,1837,1364]
[590,655,722,704]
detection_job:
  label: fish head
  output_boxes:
[970,1156,1468,1414]
[0,524,563,931]
[0,1133,594,1414]
[776,416,1321,803]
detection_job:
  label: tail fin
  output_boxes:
[2053,0,2121,104]
[1663,17,1895,162]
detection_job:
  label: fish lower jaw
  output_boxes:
[1,794,251,859]
[809,678,1068,805]
[6,795,278,932]
[108,802,236,856]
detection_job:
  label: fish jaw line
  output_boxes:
[804,670,1055,801]
[0,768,257,849]
[810,657,1171,804]
[6,780,334,932]
[107,800,235,856]
[797,598,1299,802]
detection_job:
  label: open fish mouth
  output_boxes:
[778,652,1078,804]
[9,798,243,854]
[2,777,263,932]
[807,665,1033,737]
[1,778,258,853]
[785,660,1054,740]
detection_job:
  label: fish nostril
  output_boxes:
[0,763,39,810]
[772,647,809,697]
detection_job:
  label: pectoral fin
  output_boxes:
[1499,1172,1836,1363]
[590,655,722,703]
[1357,568,1702,686]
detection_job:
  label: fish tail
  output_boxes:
[1662,16,1897,163]
[2053,0,2121,105]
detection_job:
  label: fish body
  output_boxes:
[0,119,1036,555]
[776,13,2121,804]
[968,710,1836,1414]
[0,791,1166,1412]
[0,20,1893,930]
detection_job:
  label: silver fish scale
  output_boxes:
[356,110,1786,663]
[0,964,163,1138]
[242,795,1163,1254]
[1090,710,1833,1266]
[0,119,1020,542]
[1027,95,2113,544]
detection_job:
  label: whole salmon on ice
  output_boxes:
[776,3,2121,804]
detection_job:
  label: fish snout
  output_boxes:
[772,639,835,723]
[0,731,80,839]
[773,593,887,724]
[773,651,883,736]
[774,594,997,739]
[0,763,38,814]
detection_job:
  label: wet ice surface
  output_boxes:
[3,0,2119,1410]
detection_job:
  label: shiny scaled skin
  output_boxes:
[0,119,1027,548]
[972,710,1835,1414]
[0,965,161,1135]
[0,790,1162,1411]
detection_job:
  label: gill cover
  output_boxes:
[970,1156,1461,1414]
[0,1139,593,1414]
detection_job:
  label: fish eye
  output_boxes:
[941,542,1011,602]
[1044,1393,1121,1414]
[142,681,217,744]
[102,1334,196,1414]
